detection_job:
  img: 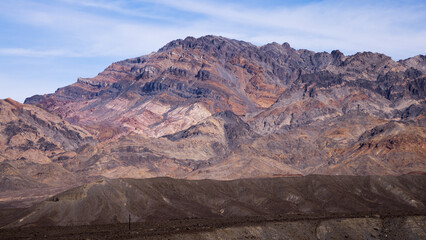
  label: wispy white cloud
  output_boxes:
[1,0,425,60]
[144,0,426,58]
[59,0,174,21]
[0,48,69,57]
[0,1,211,58]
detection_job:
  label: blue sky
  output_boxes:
[1,0,425,102]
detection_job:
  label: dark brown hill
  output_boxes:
[2,175,425,228]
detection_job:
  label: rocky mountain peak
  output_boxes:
[400,54,426,74]
[282,42,291,50]
[158,35,255,55]
[3,98,23,110]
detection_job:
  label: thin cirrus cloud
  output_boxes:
[145,0,426,58]
[0,0,425,102]
[0,48,69,58]
[0,0,208,58]
[1,0,425,59]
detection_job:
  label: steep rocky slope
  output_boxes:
[59,110,425,181]
[0,98,96,207]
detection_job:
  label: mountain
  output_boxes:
[22,35,425,178]
[26,36,425,139]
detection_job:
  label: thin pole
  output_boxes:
[129,214,131,231]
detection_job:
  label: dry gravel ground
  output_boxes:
[0,214,424,240]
